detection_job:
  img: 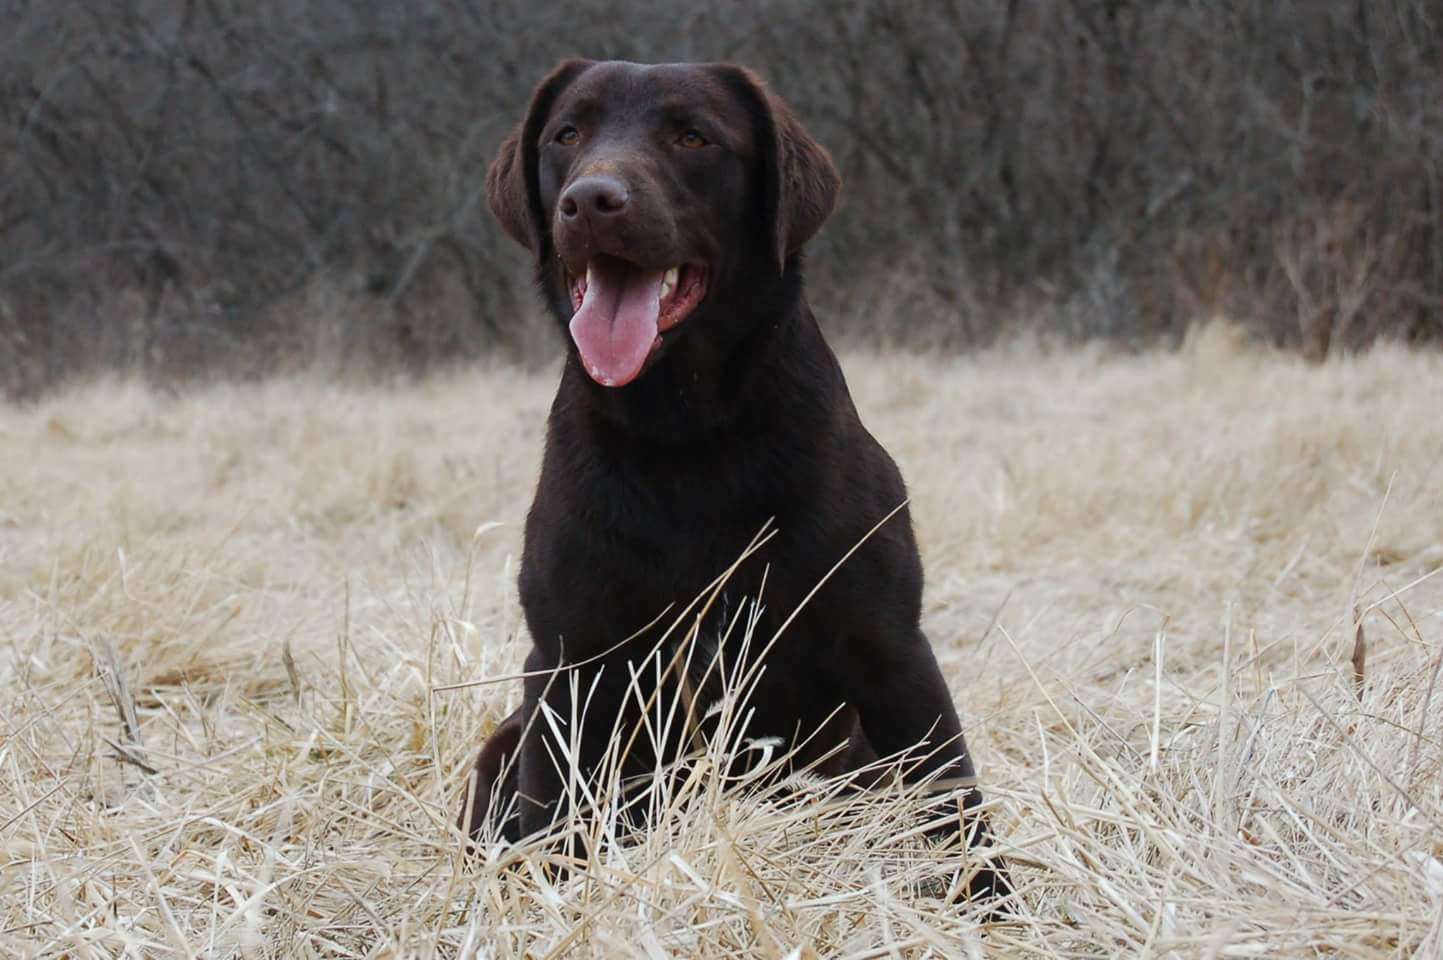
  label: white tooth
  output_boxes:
[585,265,594,291]
[660,267,678,300]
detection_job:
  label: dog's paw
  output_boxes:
[916,856,1017,921]
[960,859,1016,920]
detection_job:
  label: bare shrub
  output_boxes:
[2,0,1440,396]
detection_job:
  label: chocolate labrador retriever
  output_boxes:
[460,59,1007,903]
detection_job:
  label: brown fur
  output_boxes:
[462,60,1009,907]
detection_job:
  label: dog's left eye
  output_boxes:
[677,130,707,149]
[556,125,580,146]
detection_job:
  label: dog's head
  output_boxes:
[487,60,840,389]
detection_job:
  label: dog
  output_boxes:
[459,59,1008,904]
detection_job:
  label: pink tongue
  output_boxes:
[569,259,662,387]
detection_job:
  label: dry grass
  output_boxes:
[3,325,1442,957]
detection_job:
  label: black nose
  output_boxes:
[559,176,628,221]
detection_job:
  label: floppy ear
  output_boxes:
[717,66,841,272]
[486,59,593,251]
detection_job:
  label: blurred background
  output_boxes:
[2,0,1439,399]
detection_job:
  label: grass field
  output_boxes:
[3,327,1442,957]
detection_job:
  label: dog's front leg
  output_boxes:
[515,649,570,841]
[843,630,1013,906]
[513,650,639,867]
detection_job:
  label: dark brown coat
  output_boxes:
[460,60,1007,905]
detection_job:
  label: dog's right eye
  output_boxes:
[676,130,708,150]
[555,125,580,146]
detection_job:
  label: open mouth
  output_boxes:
[565,255,708,388]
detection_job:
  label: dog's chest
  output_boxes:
[649,590,770,744]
